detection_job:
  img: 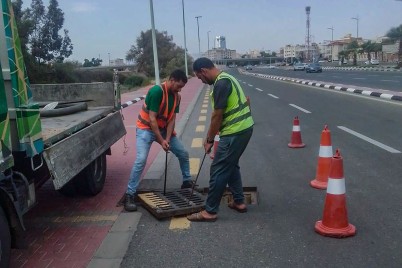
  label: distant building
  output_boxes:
[215,36,226,49]
[110,58,124,66]
[283,43,319,62]
[205,48,236,60]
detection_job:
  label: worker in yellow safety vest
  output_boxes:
[188,58,254,222]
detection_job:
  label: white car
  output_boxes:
[293,63,305,71]
[370,59,379,65]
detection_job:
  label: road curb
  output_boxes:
[87,212,142,268]
[245,72,402,102]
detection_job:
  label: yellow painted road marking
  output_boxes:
[190,158,200,175]
[196,125,205,132]
[202,104,208,108]
[200,109,207,114]
[169,216,191,230]
[191,138,203,148]
[53,215,118,223]
[199,116,206,121]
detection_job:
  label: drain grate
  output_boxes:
[138,188,205,219]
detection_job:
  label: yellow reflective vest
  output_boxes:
[211,72,254,136]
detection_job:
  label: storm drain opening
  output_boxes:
[137,188,205,220]
[197,186,258,205]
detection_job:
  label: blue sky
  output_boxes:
[31,0,402,64]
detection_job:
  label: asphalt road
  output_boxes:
[120,70,402,268]
[251,66,402,92]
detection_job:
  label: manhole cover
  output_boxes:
[138,188,205,219]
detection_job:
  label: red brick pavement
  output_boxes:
[9,78,203,268]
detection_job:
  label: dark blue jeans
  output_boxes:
[205,127,253,213]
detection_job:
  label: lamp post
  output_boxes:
[108,53,110,66]
[327,26,334,61]
[195,16,202,57]
[207,30,211,58]
[351,16,359,39]
[181,0,188,76]
[149,0,160,85]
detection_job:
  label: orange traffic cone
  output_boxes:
[315,149,356,238]
[310,125,333,189]
[210,133,220,159]
[288,116,305,148]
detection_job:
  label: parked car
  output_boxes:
[245,65,252,70]
[293,63,305,71]
[370,59,379,65]
[305,63,323,73]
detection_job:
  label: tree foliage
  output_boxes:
[12,0,73,64]
[82,58,103,67]
[126,29,193,78]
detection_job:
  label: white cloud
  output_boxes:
[71,2,97,13]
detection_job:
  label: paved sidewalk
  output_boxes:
[9,77,203,268]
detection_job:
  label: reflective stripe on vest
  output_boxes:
[137,83,178,129]
[211,72,254,135]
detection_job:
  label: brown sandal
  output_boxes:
[187,211,217,222]
[228,202,248,213]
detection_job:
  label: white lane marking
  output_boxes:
[289,104,311,114]
[337,126,401,153]
[242,81,246,84]
[256,88,263,92]
[268,93,279,99]
[248,84,253,87]
[380,79,399,82]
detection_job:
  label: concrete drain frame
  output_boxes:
[137,187,258,220]
[197,186,258,205]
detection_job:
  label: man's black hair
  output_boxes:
[193,57,215,72]
[169,69,188,83]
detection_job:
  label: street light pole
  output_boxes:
[327,26,334,61]
[195,16,202,57]
[149,0,160,85]
[207,30,211,58]
[351,16,359,39]
[181,0,188,76]
[108,53,110,66]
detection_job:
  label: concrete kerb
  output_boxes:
[241,71,402,102]
[87,82,206,268]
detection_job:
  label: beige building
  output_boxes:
[205,48,237,60]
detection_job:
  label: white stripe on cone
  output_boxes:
[319,146,333,157]
[292,125,301,131]
[326,178,346,195]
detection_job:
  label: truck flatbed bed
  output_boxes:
[40,106,115,147]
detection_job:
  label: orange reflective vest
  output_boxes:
[137,82,180,130]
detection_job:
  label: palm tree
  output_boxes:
[361,41,374,62]
[347,40,360,65]
[386,24,402,67]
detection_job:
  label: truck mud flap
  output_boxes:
[137,189,205,220]
[43,111,126,190]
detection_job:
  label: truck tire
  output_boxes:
[57,179,78,197]
[74,153,107,196]
[0,206,11,268]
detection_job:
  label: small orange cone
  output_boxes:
[210,133,220,159]
[315,149,356,238]
[288,116,305,148]
[310,125,333,189]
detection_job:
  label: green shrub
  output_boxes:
[124,75,144,87]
